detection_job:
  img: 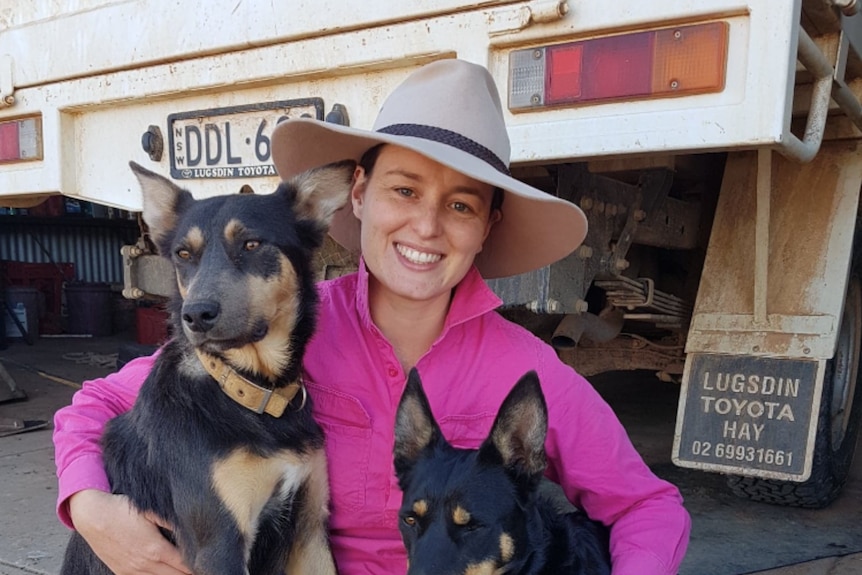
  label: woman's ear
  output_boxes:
[481,209,502,246]
[351,165,367,220]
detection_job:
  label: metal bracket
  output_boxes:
[488,0,568,36]
[640,277,656,308]
[754,148,771,325]
[121,240,176,299]
[609,168,674,271]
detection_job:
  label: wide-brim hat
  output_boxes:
[271,59,587,279]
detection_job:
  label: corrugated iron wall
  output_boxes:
[0,219,139,284]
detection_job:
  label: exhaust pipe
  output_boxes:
[551,307,625,350]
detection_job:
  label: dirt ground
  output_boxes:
[1,334,861,575]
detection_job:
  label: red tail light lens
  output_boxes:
[0,120,20,161]
[0,116,42,163]
[545,44,583,103]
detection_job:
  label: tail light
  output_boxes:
[509,21,729,111]
[0,116,42,163]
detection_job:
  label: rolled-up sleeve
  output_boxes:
[540,354,690,575]
[53,352,157,528]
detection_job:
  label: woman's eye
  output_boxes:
[244,240,261,251]
[176,249,191,260]
[397,187,414,198]
[452,200,480,215]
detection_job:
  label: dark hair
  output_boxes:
[358,144,504,214]
[358,143,385,174]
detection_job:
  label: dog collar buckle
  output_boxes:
[254,387,274,415]
[195,350,303,418]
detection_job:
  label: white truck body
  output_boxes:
[2,0,861,506]
[0,0,806,205]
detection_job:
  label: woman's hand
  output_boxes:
[68,489,192,575]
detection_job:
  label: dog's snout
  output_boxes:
[182,300,221,332]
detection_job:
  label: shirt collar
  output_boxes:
[354,257,502,333]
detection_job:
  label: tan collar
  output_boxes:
[195,350,306,417]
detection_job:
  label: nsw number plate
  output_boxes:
[672,354,824,481]
[167,99,323,180]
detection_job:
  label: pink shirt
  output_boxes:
[54,263,690,574]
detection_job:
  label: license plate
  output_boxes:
[167,99,324,180]
[672,354,824,482]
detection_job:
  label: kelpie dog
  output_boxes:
[60,160,355,575]
[393,369,611,575]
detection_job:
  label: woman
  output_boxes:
[54,59,690,575]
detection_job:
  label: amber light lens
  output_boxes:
[509,21,729,110]
[652,22,728,95]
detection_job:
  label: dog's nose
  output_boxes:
[182,301,220,333]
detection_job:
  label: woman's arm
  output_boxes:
[53,350,191,575]
[541,356,691,575]
[53,352,156,525]
[67,489,191,575]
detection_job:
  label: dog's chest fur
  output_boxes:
[100,340,326,562]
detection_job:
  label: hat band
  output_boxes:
[376,123,511,176]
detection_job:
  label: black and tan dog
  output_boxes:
[394,369,612,575]
[60,160,355,575]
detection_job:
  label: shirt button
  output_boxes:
[388,367,398,377]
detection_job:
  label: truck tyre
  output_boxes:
[726,264,862,508]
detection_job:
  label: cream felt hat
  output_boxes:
[271,59,587,279]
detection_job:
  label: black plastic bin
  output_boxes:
[65,282,112,336]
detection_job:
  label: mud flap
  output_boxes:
[673,353,825,482]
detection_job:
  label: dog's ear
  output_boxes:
[478,371,548,486]
[289,160,356,228]
[394,368,445,484]
[130,161,194,254]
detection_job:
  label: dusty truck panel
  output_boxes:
[0,1,808,204]
[686,143,862,360]
[0,0,518,87]
[0,0,517,204]
[2,0,862,507]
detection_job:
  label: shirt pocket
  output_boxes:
[437,413,496,450]
[308,382,372,513]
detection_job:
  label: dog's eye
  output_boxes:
[176,249,191,260]
[464,521,482,532]
[402,515,417,527]
[244,240,261,251]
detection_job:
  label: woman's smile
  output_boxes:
[395,243,443,265]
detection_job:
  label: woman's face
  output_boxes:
[352,145,499,306]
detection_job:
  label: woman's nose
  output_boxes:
[411,202,443,237]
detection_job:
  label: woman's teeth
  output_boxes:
[397,244,441,264]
